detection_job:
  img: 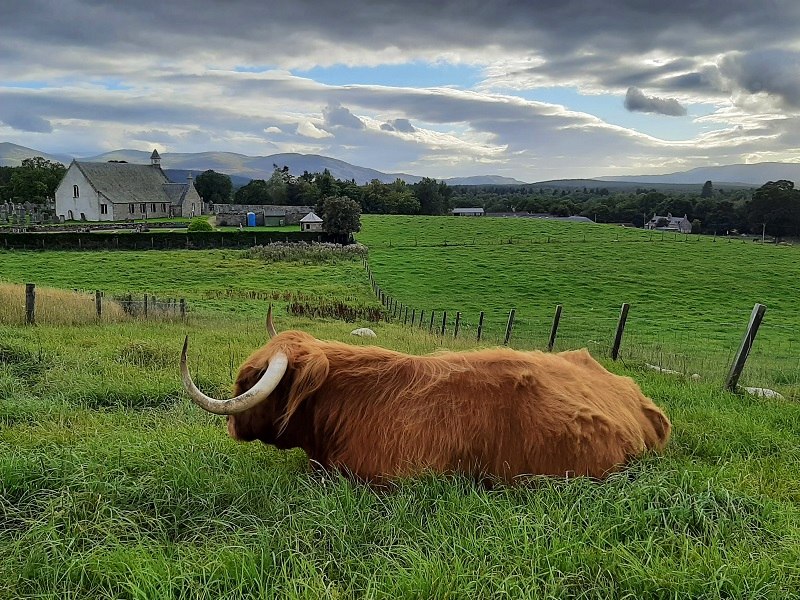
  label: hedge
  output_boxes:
[0,231,337,251]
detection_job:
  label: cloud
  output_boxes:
[719,50,800,109]
[322,103,365,129]
[1,112,53,133]
[380,118,416,132]
[624,87,687,116]
[296,120,333,138]
[1,1,800,179]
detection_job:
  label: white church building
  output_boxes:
[55,150,203,221]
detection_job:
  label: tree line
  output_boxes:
[0,157,66,204]
[5,156,800,239]
[195,166,454,216]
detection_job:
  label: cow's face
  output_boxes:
[181,317,328,453]
[225,362,292,446]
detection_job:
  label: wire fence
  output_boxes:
[10,283,188,326]
[364,260,798,399]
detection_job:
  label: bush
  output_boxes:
[187,218,213,232]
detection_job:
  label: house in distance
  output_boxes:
[54,150,203,221]
[644,212,692,234]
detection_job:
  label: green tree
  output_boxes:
[10,156,66,203]
[701,180,714,198]
[413,177,452,215]
[194,170,232,204]
[0,166,13,202]
[748,180,800,239]
[318,195,361,242]
[234,179,270,204]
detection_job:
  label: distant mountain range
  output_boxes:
[1,141,798,187]
[0,143,524,186]
[596,163,800,186]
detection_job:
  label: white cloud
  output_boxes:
[296,120,333,139]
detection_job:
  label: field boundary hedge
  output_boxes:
[0,230,336,250]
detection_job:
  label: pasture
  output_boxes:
[1,217,800,598]
[359,215,800,394]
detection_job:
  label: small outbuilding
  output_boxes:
[300,211,324,232]
[452,207,485,217]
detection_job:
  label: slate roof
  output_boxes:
[73,161,187,205]
[300,211,323,223]
[162,182,189,204]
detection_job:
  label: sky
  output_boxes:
[1,0,799,182]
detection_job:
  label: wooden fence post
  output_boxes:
[25,283,35,325]
[411,308,416,327]
[454,312,461,338]
[404,306,409,325]
[477,311,485,342]
[440,311,447,336]
[419,310,424,329]
[611,303,630,360]
[95,290,102,319]
[548,304,563,351]
[144,294,148,318]
[180,299,186,320]
[429,311,435,333]
[503,309,516,345]
[725,303,767,392]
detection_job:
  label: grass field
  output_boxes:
[358,215,800,394]
[2,216,800,598]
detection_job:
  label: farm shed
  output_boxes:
[452,207,485,216]
[300,211,324,232]
[54,150,203,222]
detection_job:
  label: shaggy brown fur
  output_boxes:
[226,331,670,483]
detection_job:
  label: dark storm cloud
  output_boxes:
[624,87,687,116]
[719,50,800,108]
[1,112,53,133]
[3,1,798,73]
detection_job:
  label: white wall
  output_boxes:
[54,164,111,222]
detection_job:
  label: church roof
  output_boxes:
[72,161,185,205]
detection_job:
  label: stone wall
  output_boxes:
[210,204,313,225]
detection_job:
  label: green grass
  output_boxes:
[1,217,800,598]
[0,249,378,318]
[358,215,800,393]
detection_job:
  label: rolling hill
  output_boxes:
[2,141,798,188]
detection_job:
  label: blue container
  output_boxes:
[246,212,256,227]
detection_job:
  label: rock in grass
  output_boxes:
[743,387,784,400]
[351,327,377,338]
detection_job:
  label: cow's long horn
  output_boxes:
[180,336,288,415]
[266,304,278,338]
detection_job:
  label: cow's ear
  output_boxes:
[234,363,268,396]
[280,344,330,431]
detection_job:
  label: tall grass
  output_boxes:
[0,283,128,326]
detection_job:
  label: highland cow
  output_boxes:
[181,309,670,483]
